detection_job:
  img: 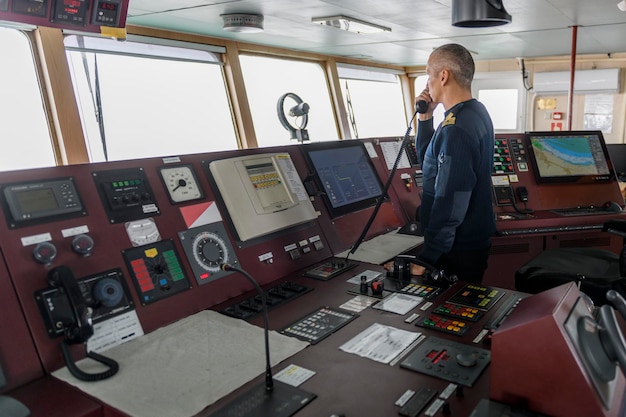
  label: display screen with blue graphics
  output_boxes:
[528,131,613,184]
[302,140,384,218]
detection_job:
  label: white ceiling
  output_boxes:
[126,0,626,66]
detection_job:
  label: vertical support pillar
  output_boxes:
[567,25,578,131]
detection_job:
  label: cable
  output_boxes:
[60,340,119,382]
[346,106,420,260]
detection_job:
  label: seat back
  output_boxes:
[515,247,626,305]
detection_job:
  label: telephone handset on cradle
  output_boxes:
[390,254,458,286]
[45,266,119,381]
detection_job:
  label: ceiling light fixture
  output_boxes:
[312,15,391,34]
[451,0,512,27]
[221,13,264,33]
[618,0,626,11]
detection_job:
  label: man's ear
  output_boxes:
[440,68,450,85]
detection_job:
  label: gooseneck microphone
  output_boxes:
[220,263,273,391]
[211,264,317,417]
[415,99,429,114]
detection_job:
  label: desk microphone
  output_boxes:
[220,262,273,391]
[210,264,316,417]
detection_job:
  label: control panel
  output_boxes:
[0,146,336,374]
[1,177,86,228]
[491,133,624,233]
[93,167,159,223]
[35,268,134,338]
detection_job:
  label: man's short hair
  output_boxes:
[431,44,475,89]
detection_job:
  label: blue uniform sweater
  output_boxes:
[416,99,496,266]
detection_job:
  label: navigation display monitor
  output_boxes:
[301,140,385,218]
[527,130,614,184]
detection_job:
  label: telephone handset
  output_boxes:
[46,266,119,381]
[48,266,94,343]
[389,254,458,286]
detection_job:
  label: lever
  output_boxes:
[606,290,626,320]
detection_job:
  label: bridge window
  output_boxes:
[0,27,56,171]
[239,55,337,146]
[478,89,519,130]
[338,64,406,139]
[64,35,238,162]
[414,73,524,132]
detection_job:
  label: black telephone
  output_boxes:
[48,266,94,344]
[389,254,458,286]
[40,266,119,381]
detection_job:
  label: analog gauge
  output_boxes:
[158,165,204,204]
[191,231,229,273]
[125,218,160,247]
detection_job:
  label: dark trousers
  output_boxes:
[436,246,490,284]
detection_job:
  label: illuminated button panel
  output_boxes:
[398,283,441,299]
[433,303,484,322]
[493,139,514,175]
[250,172,281,189]
[494,137,528,175]
[447,284,505,311]
[417,314,469,336]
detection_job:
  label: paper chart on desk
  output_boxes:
[339,322,421,364]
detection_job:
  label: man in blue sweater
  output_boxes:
[411,43,496,284]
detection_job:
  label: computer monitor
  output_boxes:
[301,140,385,218]
[527,130,615,184]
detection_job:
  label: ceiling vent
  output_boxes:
[452,0,512,27]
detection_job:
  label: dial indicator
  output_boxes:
[178,222,239,285]
[158,165,204,204]
[192,231,228,273]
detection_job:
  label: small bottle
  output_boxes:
[360,275,368,294]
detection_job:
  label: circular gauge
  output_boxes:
[191,231,229,273]
[158,165,204,204]
[72,234,95,256]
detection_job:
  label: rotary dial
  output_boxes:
[191,231,229,273]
